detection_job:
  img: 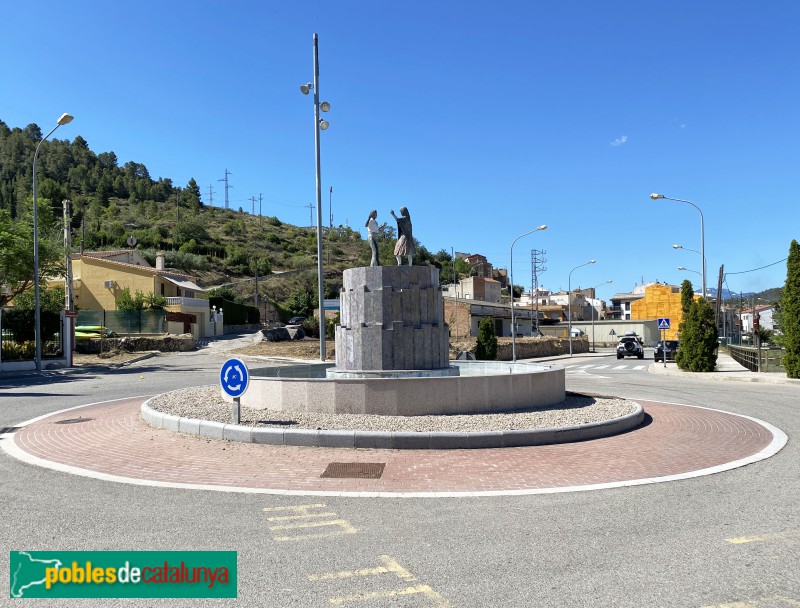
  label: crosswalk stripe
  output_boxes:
[633,365,646,370]
[593,365,610,369]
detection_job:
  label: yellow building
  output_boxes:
[62,251,212,338]
[630,283,698,340]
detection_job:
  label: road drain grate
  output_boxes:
[321,462,385,479]
[54,417,93,425]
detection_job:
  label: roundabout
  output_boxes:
[0,394,785,497]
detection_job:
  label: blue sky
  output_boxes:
[2,1,797,302]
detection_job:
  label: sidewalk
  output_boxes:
[649,352,799,385]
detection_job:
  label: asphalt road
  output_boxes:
[1,347,798,607]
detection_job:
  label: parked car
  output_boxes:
[616,332,645,359]
[287,316,306,326]
[654,339,679,362]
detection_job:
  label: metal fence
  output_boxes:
[77,310,166,335]
[728,345,786,373]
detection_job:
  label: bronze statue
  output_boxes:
[391,207,414,265]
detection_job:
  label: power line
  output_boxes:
[725,258,787,275]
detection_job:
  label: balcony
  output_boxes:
[165,297,209,309]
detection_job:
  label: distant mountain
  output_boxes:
[702,287,782,303]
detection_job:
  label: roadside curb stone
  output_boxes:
[141,400,645,450]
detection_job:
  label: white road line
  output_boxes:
[0,399,788,499]
[614,365,628,370]
[633,365,647,370]
[593,365,610,369]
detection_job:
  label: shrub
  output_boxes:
[476,316,497,360]
[675,297,718,372]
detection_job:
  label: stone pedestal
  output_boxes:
[334,266,451,372]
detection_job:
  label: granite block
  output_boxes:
[354,432,392,449]
[252,428,286,445]
[318,429,355,448]
[199,420,225,440]
[284,428,320,447]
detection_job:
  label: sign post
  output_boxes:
[657,318,671,368]
[219,358,249,424]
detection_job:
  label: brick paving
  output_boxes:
[11,398,775,495]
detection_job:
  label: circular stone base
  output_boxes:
[325,366,460,379]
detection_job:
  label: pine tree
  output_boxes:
[780,240,800,378]
[476,316,498,360]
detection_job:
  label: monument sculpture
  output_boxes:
[365,209,380,267]
[391,207,415,266]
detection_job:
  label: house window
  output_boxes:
[625,302,630,311]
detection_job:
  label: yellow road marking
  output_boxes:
[726,530,800,545]
[328,584,452,607]
[700,596,800,607]
[310,555,452,606]
[266,512,337,522]
[263,503,327,514]
[263,503,358,541]
[309,556,416,582]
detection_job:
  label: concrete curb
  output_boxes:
[140,400,645,450]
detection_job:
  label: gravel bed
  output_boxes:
[147,385,637,433]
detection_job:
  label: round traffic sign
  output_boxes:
[220,358,249,398]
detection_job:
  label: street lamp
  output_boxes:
[568,260,596,356]
[509,225,547,362]
[300,33,331,361]
[677,266,701,277]
[651,193,706,300]
[590,280,612,353]
[33,112,74,372]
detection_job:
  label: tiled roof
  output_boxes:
[78,255,196,280]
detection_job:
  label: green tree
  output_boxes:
[287,288,315,319]
[680,279,694,319]
[780,239,800,378]
[476,316,498,360]
[675,297,718,372]
[0,205,64,306]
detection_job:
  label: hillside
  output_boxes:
[0,117,458,314]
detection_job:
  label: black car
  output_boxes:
[287,316,306,325]
[654,340,679,362]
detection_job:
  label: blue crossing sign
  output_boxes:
[220,358,249,398]
[657,318,671,330]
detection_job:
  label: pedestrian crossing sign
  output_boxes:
[658,318,670,330]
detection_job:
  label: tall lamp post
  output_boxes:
[300,33,331,361]
[590,280,612,353]
[33,112,74,372]
[509,225,547,362]
[651,193,706,300]
[568,260,596,356]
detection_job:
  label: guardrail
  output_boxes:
[728,345,785,373]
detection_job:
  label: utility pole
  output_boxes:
[254,260,259,309]
[531,248,547,335]
[208,185,215,207]
[251,195,255,216]
[259,193,263,226]
[329,186,333,228]
[218,169,232,209]
[80,216,85,255]
[63,200,74,311]
[308,202,314,227]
